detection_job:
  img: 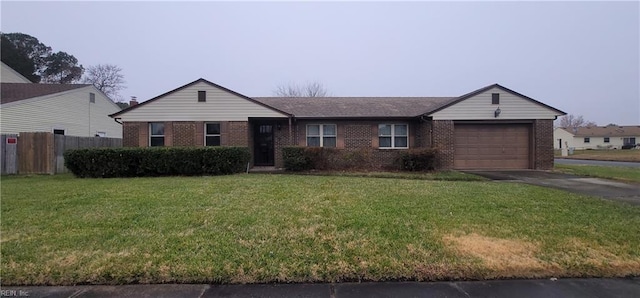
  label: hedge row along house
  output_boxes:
[110,79,565,170]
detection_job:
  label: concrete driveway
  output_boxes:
[467,170,640,206]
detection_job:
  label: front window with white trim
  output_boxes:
[149,122,165,146]
[205,123,221,146]
[379,124,408,148]
[307,124,337,147]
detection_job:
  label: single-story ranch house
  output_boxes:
[110,79,565,170]
[554,125,640,150]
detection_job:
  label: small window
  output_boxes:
[149,122,165,146]
[89,93,96,103]
[306,124,337,147]
[604,137,610,143]
[584,137,590,143]
[96,131,106,137]
[379,124,408,149]
[492,93,500,105]
[53,129,65,135]
[198,91,206,102]
[205,123,221,146]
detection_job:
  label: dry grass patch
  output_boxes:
[444,233,640,279]
[444,233,558,278]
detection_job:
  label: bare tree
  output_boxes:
[557,114,597,129]
[273,81,330,97]
[82,64,126,101]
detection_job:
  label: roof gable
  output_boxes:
[427,84,566,120]
[1,83,90,104]
[110,78,290,118]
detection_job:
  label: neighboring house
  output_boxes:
[110,79,565,170]
[1,83,123,138]
[554,126,640,150]
[1,61,32,83]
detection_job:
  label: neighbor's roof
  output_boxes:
[1,83,90,104]
[253,97,456,118]
[561,126,640,137]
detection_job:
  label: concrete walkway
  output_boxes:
[467,170,640,205]
[2,278,639,298]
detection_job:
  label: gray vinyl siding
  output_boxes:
[116,81,287,122]
[430,87,561,120]
[0,86,122,137]
[1,62,31,83]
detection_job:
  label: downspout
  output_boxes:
[114,117,123,125]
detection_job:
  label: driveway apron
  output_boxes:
[466,170,640,206]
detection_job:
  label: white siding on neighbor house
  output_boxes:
[570,136,638,150]
[1,62,31,83]
[429,87,562,120]
[116,81,287,122]
[0,86,122,137]
[553,128,576,149]
[553,128,639,149]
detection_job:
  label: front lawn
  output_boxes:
[555,164,640,183]
[2,174,639,285]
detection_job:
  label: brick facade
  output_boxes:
[172,122,197,146]
[122,122,140,147]
[121,118,554,170]
[534,119,554,170]
[431,120,455,169]
[122,121,249,148]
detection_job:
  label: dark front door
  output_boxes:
[254,124,274,166]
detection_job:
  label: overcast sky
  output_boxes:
[2,1,638,125]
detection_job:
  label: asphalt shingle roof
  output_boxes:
[253,97,456,118]
[1,83,89,104]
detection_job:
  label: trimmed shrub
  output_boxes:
[64,147,251,178]
[397,148,438,171]
[282,147,313,171]
[283,147,439,172]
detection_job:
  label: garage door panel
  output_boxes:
[454,124,530,169]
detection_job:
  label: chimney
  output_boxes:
[130,96,138,106]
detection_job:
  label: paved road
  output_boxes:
[468,170,640,205]
[555,158,640,168]
[3,278,639,298]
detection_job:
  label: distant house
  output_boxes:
[1,62,32,83]
[1,83,123,138]
[111,78,565,170]
[554,126,640,150]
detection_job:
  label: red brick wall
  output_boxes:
[123,122,140,147]
[173,122,197,146]
[432,120,455,169]
[534,119,554,170]
[121,121,249,148]
[228,121,249,146]
[280,120,431,169]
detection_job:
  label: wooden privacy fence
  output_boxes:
[1,132,122,175]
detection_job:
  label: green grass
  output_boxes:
[555,164,640,183]
[2,174,639,285]
[555,149,640,162]
[280,170,487,181]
